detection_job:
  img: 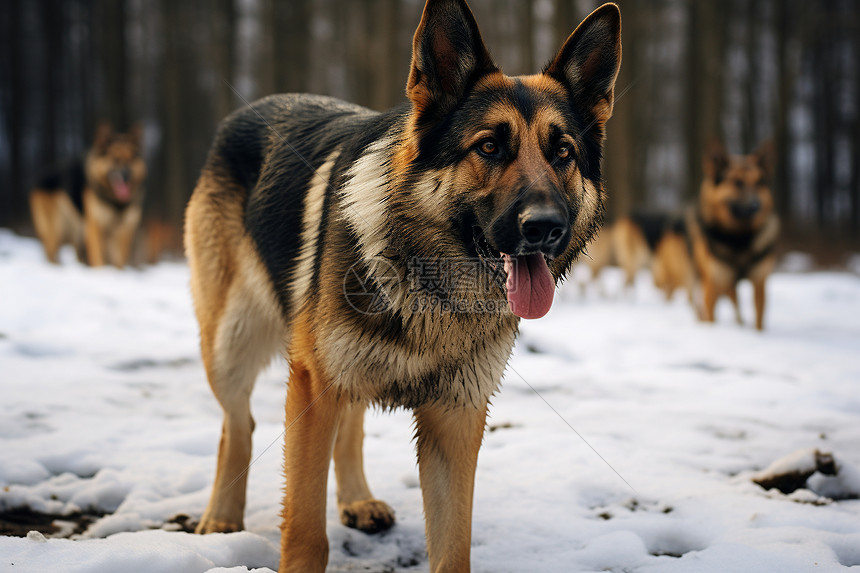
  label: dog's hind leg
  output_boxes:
[186,178,284,534]
[333,402,395,533]
[414,401,488,573]
[30,191,62,264]
[194,249,283,534]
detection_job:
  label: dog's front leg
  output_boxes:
[753,277,767,331]
[333,402,396,532]
[111,205,141,268]
[727,284,744,325]
[83,189,106,267]
[414,400,488,573]
[280,329,342,573]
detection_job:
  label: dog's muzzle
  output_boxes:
[730,198,761,221]
[518,206,569,255]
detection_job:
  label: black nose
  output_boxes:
[519,207,568,252]
[730,199,761,220]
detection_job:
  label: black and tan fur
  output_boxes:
[651,216,695,302]
[687,139,779,330]
[586,211,683,293]
[30,123,146,267]
[185,2,621,571]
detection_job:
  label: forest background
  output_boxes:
[1,0,858,261]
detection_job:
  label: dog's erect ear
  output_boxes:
[545,3,621,124]
[407,0,497,124]
[752,139,775,183]
[93,121,113,154]
[703,138,730,184]
[127,122,145,149]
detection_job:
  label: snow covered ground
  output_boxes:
[1,228,859,573]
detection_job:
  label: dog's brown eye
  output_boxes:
[478,139,499,156]
[556,145,571,160]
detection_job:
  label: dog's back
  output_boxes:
[185,93,402,330]
[30,161,87,263]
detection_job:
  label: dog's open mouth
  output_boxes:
[471,225,555,320]
[108,171,131,203]
[472,225,503,274]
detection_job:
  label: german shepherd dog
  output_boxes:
[650,216,695,302]
[185,1,620,571]
[687,139,779,330]
[30,123,146,267]
[585,211,682,294]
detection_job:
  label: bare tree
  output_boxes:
[0,0,26,224]
[0,0,857,248]
[212,0,237,120]
[93,0,129,129]
[853,3,860,238]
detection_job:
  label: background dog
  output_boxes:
[184,1,620,571]
[30,123,146,267]
[29,161,87,264]
[687,139,779,330]
[650,216,695,302]
[585,211,693,300]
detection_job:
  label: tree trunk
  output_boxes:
[812,2,835,232]
[42,0,62,166]
[685,0,702,206]
[554,0,576,49]
[603,0,641,219]
[212,0,237,121]
[520,0,535,74]
[853,3,860,240]
[160,0,190,227]
[773,0,793,232]
[738,0,756,153]
[273,0,310,95]
[94,0,128,128]
[369,0,399,111]
[1,0,26,226]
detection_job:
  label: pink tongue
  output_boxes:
[109,172,130,201]
[503,253,555,319]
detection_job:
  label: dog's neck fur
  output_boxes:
[697,209,778,278]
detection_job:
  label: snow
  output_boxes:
[1,228,859,572]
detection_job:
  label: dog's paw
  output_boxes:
[339,499,396,533]
[194,515,243,534]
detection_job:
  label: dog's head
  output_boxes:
[700,139,775,234]
[86,122,146,205]
[395,0,621,319]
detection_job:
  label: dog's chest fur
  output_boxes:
[310,145,521,409]
[315,306,517,408]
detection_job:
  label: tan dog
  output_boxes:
[185,1,621,571]
[651,219,695,302]
[31,123,146,267]
[585,212,691,298]
[30,162,87,264]
[81,123,146,267]
[687,140,779,330]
